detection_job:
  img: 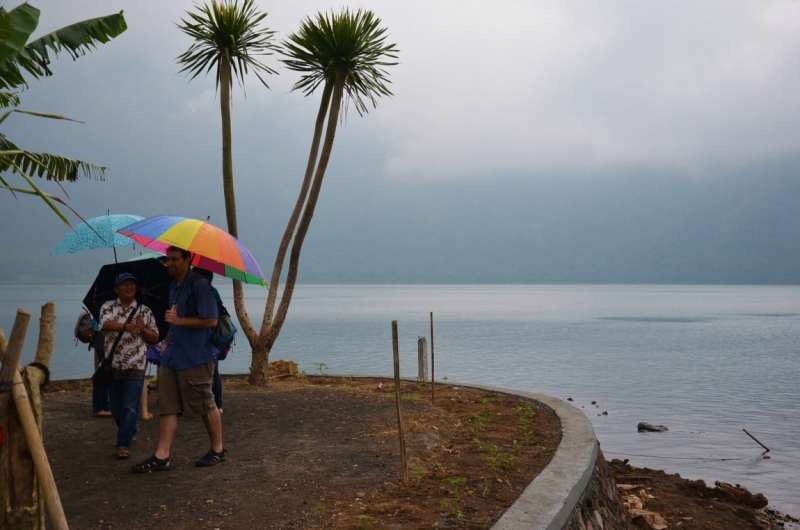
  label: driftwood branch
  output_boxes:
[743,428,770,453]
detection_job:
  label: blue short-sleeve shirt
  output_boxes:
[162,269,219,370]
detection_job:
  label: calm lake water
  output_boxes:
[2,283,799,515]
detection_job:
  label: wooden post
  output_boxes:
[1,304,67,530]
[13,367,67,530]
[392,321,408,485]
[430,312,435,404]
[1,309,33,529]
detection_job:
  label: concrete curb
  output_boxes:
[459,384,598,530]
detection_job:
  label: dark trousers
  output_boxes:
[212,359,223,409]
[92,349,110,413]
[109,377,143,449]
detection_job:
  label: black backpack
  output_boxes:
[185,275,236,360]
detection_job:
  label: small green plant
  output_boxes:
[314,503,326,512]
[482,478,492,496]
[432,462,446,475]
[516,401,536,443]
[501,451,520,471]
[414,375,428,384]
[357,514,373,529]
[411,465,426,488]
[314,362,328,377]
[77,378,90,391]
[471,412,488,433]
[379,502,391,512]
[470,399,493,434]
[440,476,467,518]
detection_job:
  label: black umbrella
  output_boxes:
[83,258,171,341]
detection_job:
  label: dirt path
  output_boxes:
[44,376,560,529]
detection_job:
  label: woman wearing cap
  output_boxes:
[99,273,159,459]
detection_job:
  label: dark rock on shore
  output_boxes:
[638,422,668,432]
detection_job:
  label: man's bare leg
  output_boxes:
[202,408,223,453]
[155,413,179,459]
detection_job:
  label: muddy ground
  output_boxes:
[43,376,560,529]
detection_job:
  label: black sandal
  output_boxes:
[132,454,171,473]
[195,448,227,467]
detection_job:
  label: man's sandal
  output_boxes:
[116,447,131,459]
[195,448,227,467]
[132,455,171,473]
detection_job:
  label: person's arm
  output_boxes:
[165,277,218,329]
[137,309,159,344]
[164,311,217,329]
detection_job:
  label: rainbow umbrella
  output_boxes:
[117,215,267,286]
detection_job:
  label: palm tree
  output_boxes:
[240,8,398,385]
[176,0,278,241]
[0,3,127,225]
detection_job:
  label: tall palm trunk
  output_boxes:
[247,74,344,386]
[220,58,256,347]
[260,80,333,334]
[220,59,238,238]
[267,73,345,343]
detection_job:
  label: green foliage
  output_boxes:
[314,362,328,377]
[356,514,373,529]
[0,2,126,225]
[0,3,127,90]
[313,503,326,512]
[411,464,426,488]
[281,8,398,116]
[177,0,278,90]
[432,462,446,476]
[516,401,536,444]
[440,476,467,519]
[470,398,492,434]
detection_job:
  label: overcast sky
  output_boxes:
[12,0,800,181]
[3,0,800,281]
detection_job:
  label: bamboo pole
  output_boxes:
[0,309,30,393]
[391,320,408,484]
[1,310,33,529]
[12,367,68,530]
[0,326,8,360]
[430,312,435,404]
[743,428,770,453]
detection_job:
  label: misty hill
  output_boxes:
[2,164,798,284]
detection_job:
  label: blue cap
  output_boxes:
[114,272,138,286]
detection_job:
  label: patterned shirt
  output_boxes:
[99,299,158,380]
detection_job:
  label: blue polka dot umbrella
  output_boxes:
[52,213,143,262]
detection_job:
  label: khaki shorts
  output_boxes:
[157,361,216,418]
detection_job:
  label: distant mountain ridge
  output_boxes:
[2,170,799,284]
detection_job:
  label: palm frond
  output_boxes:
[281,8,399,115]
[177,0,278,90]
[0,135,106,181]
[0,8,127,90]
[0,107,83,125]
[0,90,19,108]
[4,158,70,225]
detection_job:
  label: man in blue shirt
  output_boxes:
[132,246,224,472]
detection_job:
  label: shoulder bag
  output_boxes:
[91,303,140,387]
